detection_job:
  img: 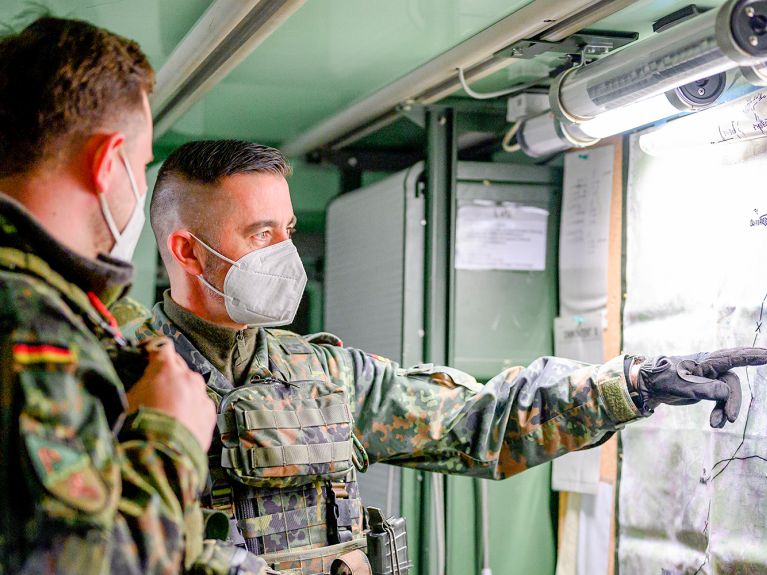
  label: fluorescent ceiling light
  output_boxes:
[516,78,732,158]
[550,1,767,123]
[576,94,684,139]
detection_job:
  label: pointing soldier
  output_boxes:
[0,18,267,574]
[140,138,767,574]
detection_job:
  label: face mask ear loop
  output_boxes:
[188,232,240,267]
[98,192,122,241]
[100,147,143,244]
[197,274,230,300]
[188,232,238,299]
[118,148,141,202]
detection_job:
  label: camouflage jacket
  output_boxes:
[0,195,267,575]
[138,301,642,481]
[109,295,151,342]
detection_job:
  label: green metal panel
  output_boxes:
[486,466,556,574]
[303,280,323,333]
[289,159,342,232]
[444,161,561,575]
[400,469,426,575]
[323,157,560,575]
[452,163,561,380]
[445,468,556,575]
[397,159,561,575]
[445,476,479,574]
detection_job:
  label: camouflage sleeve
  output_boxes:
[2,314,210,573]
[317,347,641,479]
[188,540,270,575]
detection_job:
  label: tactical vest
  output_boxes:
[154,317,367,575]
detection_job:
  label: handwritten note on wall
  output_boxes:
[559,146,615,313]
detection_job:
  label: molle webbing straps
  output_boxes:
[217,403,350,432]
[221,442,353,470]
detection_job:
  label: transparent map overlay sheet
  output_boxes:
[620,132,767,574]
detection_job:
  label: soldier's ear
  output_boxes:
[168,231,204,276]
[89,132,126,195]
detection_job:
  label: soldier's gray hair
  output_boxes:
[150,139,292,266]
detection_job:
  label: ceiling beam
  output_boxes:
[282,0,639,157]
[151,0,305,140]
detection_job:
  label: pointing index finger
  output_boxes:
[700,347,767,374]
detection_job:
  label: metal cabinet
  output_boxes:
[325,160,561,575]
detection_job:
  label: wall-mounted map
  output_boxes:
[620,129,767,574]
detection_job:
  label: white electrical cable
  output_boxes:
[432,474,446,575]
[501,121,522,152]
[385,465,396,517]
[479,479,493,575]
[457,67,547,100]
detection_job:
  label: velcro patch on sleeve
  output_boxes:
[13,343,75,365]
[279,336,313,355]
[25,434,108,514]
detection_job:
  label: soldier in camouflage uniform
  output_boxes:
[0,18,268,574]
[139,139,767,575]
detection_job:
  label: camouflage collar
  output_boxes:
[0,246,114,332]
[141,303,280,397]
[162,290,259,385]
[143,303,237,396]
[0,193,133,303]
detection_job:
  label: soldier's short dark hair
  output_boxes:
[0,17,154,177]
[151,140,292,265]
[156,140,292,186]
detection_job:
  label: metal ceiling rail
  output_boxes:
[281,0,637,157]
[539,0,637,41]
[416,0,639,106]
[152,0,305,140]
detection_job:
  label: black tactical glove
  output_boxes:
[628,347,767,428]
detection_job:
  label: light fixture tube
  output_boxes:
[638,86,767,156]
[575,94,686,139]
[550,0,767,123]
[516,111,597,157]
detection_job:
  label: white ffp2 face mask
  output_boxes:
[191,234,307,327]
[98,149,147,262]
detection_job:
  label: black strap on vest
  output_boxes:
[233,485,261,555]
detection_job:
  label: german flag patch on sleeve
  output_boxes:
[13,343,76,365]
